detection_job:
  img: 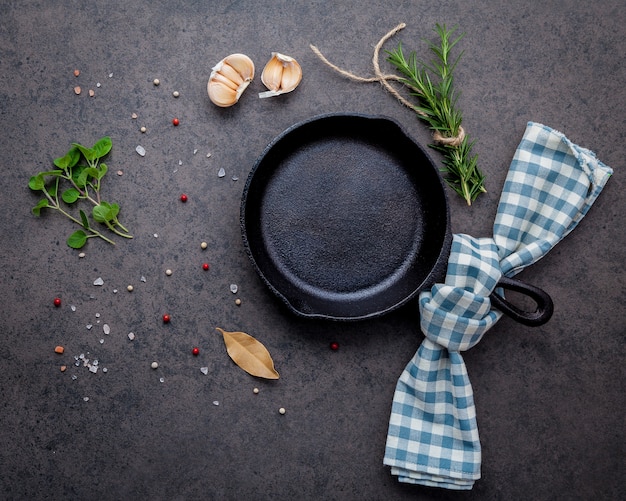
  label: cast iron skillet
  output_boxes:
[240,113,553,325]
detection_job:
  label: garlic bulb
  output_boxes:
[259,52,302,98]
[208,53,255,107]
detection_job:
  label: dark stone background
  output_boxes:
[0,1,623,499]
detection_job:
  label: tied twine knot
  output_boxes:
[310,23,465,147]
[433,126,465,147]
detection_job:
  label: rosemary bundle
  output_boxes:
[310,23,487,205]
[386,24,486,205]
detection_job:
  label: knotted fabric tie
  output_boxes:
[383,122,612,490]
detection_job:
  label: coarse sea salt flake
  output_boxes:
[213,401,219,406]
[218,167,226,178]
[93,277,104,286]
[103,324,110,335]
[128,332,135,340]
[136,145,146,157]
[200,367,209,375]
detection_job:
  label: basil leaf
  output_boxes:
[61,188,80,204]
[53,146,80,169]
[32,199,49,216]
[28,174,45,191]
[76,167,99,187]
[72,165,86,188]
[67,230,87,249]
[79,209,89,229]
[72,142,96,162]
[92,136,112,159]
[93,203,113,223]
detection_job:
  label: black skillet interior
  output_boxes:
[241,113,452,321]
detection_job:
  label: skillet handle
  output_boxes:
[489,275,554,327]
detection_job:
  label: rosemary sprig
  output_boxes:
[386,24,486,205]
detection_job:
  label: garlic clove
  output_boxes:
[260,56,285,93]
[224,53,255,81]
[211,72,239,91]
[218,62,245,87]
[208,53,255,107]
[280,59,302,92]
[208,80,238,107]
[259,52,302,98]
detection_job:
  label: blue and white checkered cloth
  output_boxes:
[383,122,613,490]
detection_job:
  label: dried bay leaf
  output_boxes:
[216,328,279,379]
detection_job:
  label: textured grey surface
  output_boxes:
[0,1,624,500]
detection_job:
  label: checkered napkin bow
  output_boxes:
[383,122,613,490]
